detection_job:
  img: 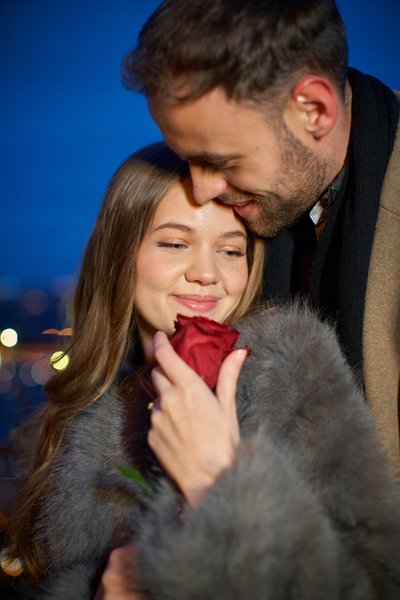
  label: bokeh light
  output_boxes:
[22,289,49,315]
[51,275,75,300]
[0,359,16,382]
[19,362,36,387]
[0,356,22,394]
[0,328,18,347]
[0,379,12,394]
[31,359,53,385]
[50,351,70,371]
[0,359,17,393]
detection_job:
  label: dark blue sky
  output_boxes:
[2,0,400,290]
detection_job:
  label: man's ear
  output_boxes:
[286,76,339,139]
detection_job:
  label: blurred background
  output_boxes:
[1,0,400,442]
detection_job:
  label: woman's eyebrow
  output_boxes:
[152,223,247,239]
[152,222,193,233]
[220,230,247,240]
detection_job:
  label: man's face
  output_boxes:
[149,87,328,237]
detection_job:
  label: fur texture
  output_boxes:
[31,304,400,599]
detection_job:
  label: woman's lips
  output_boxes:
[172,295,219,313]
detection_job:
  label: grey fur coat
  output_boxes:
[27,304,400,599]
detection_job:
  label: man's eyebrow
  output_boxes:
[183,152,241,165]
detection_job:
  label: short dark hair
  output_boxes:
[122,0,348,102]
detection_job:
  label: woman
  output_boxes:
[4,141,264,596]
[6,143,400,599]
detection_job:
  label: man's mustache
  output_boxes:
[218,190,265,206]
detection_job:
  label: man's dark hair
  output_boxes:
[122,0,348,102]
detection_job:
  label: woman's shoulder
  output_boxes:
[71,386,125,429]
[235,300,365,435]
[237,301,351,379]
[237,301,339,349]
[60,387,127,464]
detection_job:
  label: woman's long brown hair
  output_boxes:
[6,141,265,580]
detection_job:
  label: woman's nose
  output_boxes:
[189,164,228,206]
[185,250,220,285]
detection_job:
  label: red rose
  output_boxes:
[170,315,249,389]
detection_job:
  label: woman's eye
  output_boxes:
[156,241,187,249]
[220,248,246,257]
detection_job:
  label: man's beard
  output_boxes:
[220,122,328,237]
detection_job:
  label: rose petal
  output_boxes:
[170,315,247,389]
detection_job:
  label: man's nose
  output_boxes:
[189,164,228,205]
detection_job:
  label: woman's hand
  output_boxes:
[94,545,149,600]
[149,331,247,506]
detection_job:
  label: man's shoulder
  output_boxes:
[393,89,400,104]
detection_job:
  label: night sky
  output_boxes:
[1,0,400,291]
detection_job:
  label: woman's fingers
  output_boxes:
[94,545,149,600]
[147,331,244,505]
[152,331,204,387]
[150,365,170,396]
[216,348,248,412]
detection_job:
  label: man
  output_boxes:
[122,0,400,479]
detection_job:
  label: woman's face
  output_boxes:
[135,178,249,352]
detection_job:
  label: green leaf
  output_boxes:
[116,464,155,496]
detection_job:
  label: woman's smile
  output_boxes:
[171,294,220,313]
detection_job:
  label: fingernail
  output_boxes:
[236,348,248,363]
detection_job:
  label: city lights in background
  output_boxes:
[0,276,74,437]
[0,325,71,394]
[0,328,18,348]
[50,351,70,371]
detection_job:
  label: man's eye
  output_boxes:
[193,160,229,172]
[209,162,230,172]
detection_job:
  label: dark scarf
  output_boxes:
[263,68,399,378]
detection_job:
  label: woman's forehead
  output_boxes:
[149,180,247,237]
[152,179,247,233]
